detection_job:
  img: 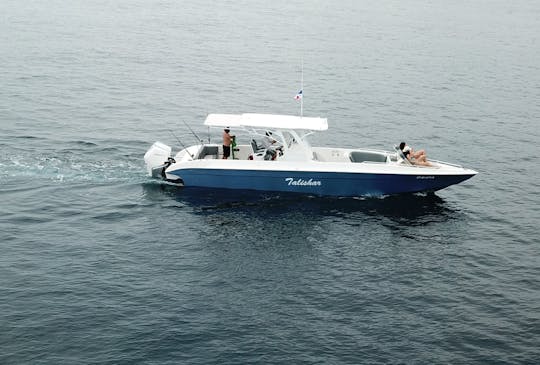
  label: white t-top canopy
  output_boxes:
[204,113,328,131]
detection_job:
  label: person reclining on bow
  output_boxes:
[399,142,431,166]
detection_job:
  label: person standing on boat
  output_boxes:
[222,128,234,159]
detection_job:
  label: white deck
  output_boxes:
[171,143,475,177]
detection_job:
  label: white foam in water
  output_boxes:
[0,151,144,184]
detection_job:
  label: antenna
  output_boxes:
[300,57,304,117]
[294,58,304,117]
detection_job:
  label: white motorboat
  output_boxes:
[144,113,477,197]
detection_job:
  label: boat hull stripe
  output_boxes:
[169,168,474,196]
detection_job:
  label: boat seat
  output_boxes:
[349,151,387,163]
[251,139,264,153]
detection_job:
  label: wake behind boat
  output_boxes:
[144,113,477,197]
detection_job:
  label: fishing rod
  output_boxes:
[182,120,204,144]
[168,129,194,158]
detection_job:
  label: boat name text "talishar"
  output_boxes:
[285,178,322,186]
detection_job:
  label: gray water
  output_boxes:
[1,1,540,364]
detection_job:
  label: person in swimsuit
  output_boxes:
[399,142,431,166]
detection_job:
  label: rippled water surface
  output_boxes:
[1,1,539,364]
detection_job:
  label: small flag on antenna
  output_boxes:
[294,90,303,100]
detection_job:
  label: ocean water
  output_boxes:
[1,0,540,364]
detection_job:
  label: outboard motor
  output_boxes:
[144,142,172,178]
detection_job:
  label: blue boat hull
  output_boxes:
[169,168,474,197]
